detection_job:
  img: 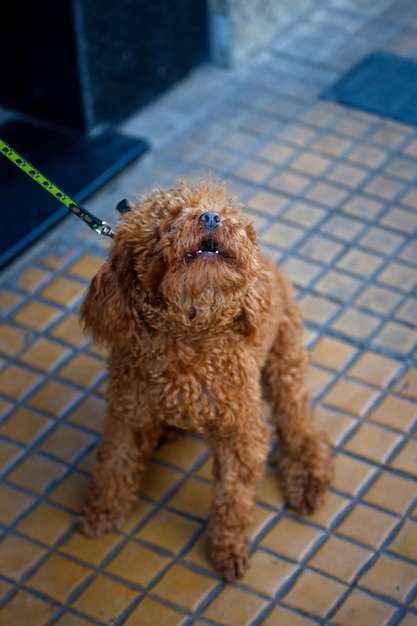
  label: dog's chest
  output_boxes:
[133,332,250,428]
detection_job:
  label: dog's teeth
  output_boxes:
[186,253,193,257]
[196,250,203,254]
[215,250,219,254]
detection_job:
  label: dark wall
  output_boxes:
[1,0,208,132]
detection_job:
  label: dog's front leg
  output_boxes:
[206,419,269,582]
[79,418,161,537]
[262,315,334,514]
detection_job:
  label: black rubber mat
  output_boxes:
[0,119,149,269]
[322,51,417,127]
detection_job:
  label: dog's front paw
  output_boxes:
[282,456,334,514]
[211,543,250,582]
[78,508,125,538]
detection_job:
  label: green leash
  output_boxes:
[0,138,115,238]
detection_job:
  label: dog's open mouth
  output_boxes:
[185,239,221,259]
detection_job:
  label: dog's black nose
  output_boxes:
[199,212,221,232]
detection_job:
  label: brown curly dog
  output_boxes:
[78,181,334,581]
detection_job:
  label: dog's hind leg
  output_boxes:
[262,307,334,514]
[79,419,162,537]
[206,414,269,582]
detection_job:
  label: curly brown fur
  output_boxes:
[78,181,334,581]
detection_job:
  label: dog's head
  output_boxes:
[80,182,260,343]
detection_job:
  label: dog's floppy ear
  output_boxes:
[80,237,139,346]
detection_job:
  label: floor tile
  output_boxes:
[0,483,35,525]
[313,270,361,302]
[53,613,94,626]
[311,134,351,157]
[37,424,94,463]
[331,308,381,340]
[240,549,298,597]
[281,256,323,288]
[152,563,218,612]
[123,596,188,626]
[0,290,23,315]
[60,528,123,567]
[0,589,57,625]
[7,453,67,495]
[0,533,47,581]
[292,491,351,530]
[355,284,403,315]
[342,196,383,220]
[153,436,207,472]
[282,201,326,228]
[135,509,201,555]
[0,365,41,401]
[246,190,288,216]
[70,572,138,622]
[368,394,417,433]
[260,604,317,626]
[105,541,170,587]
[313,405,357,447]
[182,534,216,575]
[49,314,88,347]
[347,352,401,387]
[16,267,52,293]
[331,454,377,497]
[336,248,384,276]
[310,336,357,371]
[65,395,106,433]
[141,462,184,501]
[322,379,379,417]
[167,477,212,519]
[255,141,295,165]
[359,553,417,603]
[118,499,154,534]
[56,353,105,388]
[388,519,417,562]
[67,254,105,281]
[0,325,27,357]
[309,535,373,583]
[259,517,324,562]
[389,440,417,477]
[282,568,346,619]
[27,380,82,417]
[47,472,89,511]
[15,502,73,546]
[299,293,341,326]
[202,583,268,626]
[307,364,334,398]
[342,422,402,464]
[330,588,397,626]
[20,337,71,372]
[363,472,417,516]
[26,553,90,602]
[327,162,369,189]
[372,321,417,355]
[261,221,305,250]
[39,277,85,307]
[393,368,417,400]
[12,301,62,331]
[0,439,23,473]
[336,503,399,549]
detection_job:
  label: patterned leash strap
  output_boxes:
[0,138,115,238]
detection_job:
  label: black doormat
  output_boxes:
[322,51,417,127]
[0,119,149,269]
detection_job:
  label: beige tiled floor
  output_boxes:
[1,0,417,624]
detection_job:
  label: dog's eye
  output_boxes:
[166,223,176,233]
